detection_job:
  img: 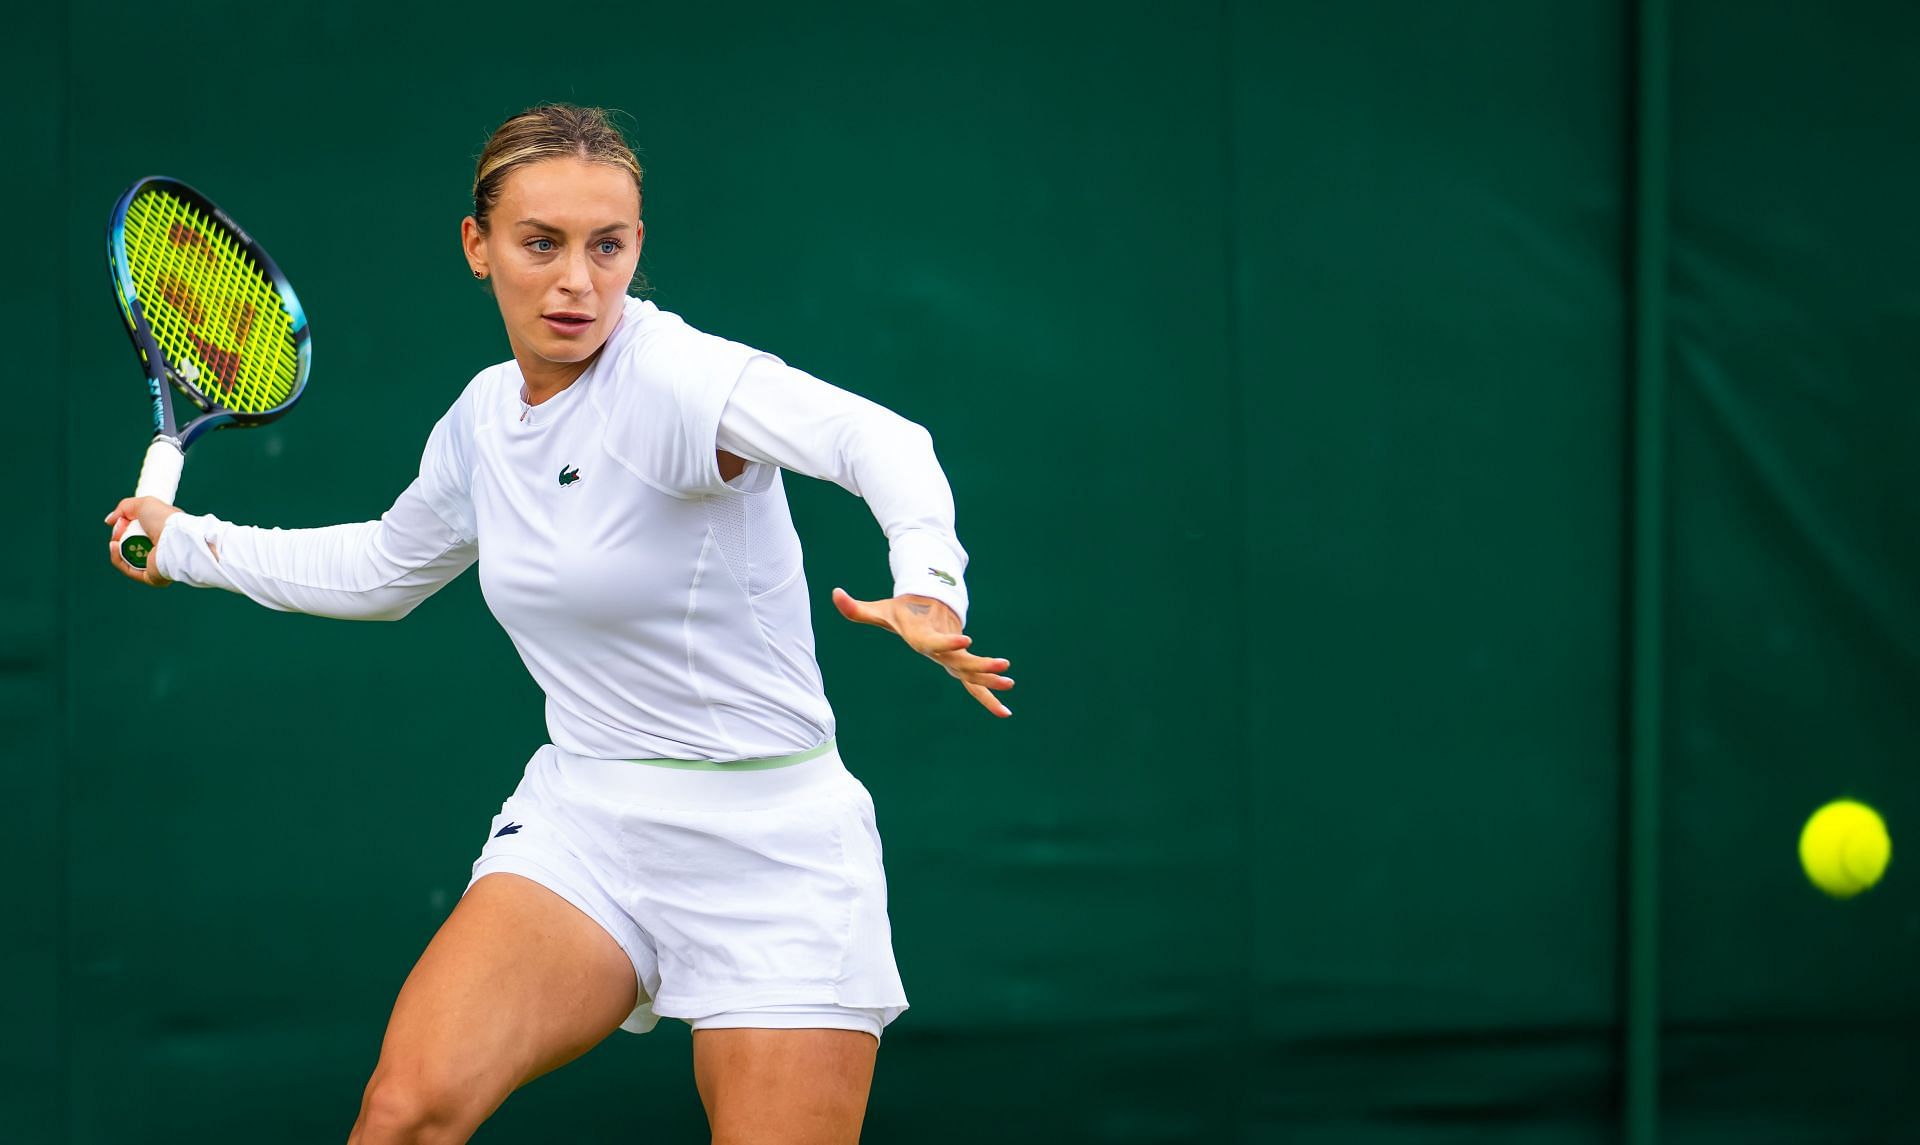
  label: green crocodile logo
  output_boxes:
[558,465,582,487]
[927,567,956,587]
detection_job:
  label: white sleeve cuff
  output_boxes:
[889,530,970,626]
[151,512,236,591]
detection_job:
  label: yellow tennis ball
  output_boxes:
[1799,800,1890,899]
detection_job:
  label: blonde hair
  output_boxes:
[472,104,643,232]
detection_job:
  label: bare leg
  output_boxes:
[693,1028,879,1145]
[346,873,639,1145]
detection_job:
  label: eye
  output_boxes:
[528,237,556,253]
[596,239,624,255]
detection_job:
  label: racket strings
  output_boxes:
[123,191,299,414]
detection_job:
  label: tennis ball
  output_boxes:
[1798,799,1890,899]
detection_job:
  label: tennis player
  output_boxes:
[104,103,1010,1145]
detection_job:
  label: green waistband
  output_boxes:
[625,738,836,772]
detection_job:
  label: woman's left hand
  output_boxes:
[831,588,1013,718]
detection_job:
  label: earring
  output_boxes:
[473,270,485,279]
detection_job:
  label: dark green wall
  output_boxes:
[4,3,70,1144]
[5,2,1915,1142]
[1661,4,1920,1142]
[1240,4,1627,1140]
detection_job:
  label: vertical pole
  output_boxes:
[1625,0,1669,1140]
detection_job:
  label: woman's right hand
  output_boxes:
[105,497,183,587]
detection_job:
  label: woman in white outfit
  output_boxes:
[105,104,1011,1145]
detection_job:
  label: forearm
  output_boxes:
[718,357,970,621]
[857,424,971,622]
[151,480,476,621]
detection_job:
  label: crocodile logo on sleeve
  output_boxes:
[558,465,582,487]
[927,567,957,587]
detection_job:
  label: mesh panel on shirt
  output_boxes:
[707,480,804,599]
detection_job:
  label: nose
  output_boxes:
[558,247,592,296]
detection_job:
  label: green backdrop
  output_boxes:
[3,1,1914,1142]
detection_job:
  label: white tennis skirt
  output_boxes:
[467,738,907,1037]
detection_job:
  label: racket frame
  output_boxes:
[106,175,311,568]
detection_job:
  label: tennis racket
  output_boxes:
[108,175,310,569]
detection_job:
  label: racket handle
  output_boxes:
[120,437,184,571]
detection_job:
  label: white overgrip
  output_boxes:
[120,437,184,569]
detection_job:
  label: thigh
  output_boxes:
[692,1028,878,1145]
[364,872,638,1120]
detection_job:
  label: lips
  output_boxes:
[542,312,593,335]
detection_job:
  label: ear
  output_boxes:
[461,216,488,278]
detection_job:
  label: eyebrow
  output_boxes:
[515,218,632,236]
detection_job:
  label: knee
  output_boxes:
[351,1066,489,1145]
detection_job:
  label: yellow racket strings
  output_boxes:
[122,191,299,414]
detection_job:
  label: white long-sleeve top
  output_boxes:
[152,297,969,761]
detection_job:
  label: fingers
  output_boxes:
[913,637,1006,680]
[105,498,169,587]
[833,589,1015,717]
[106,509,136,580]
[915,633,973,657]
[964,680,1013,719]
[831,586,893,631]
[103,497,150,525]
[927,649,1007,676]
[933,647,1014,720]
